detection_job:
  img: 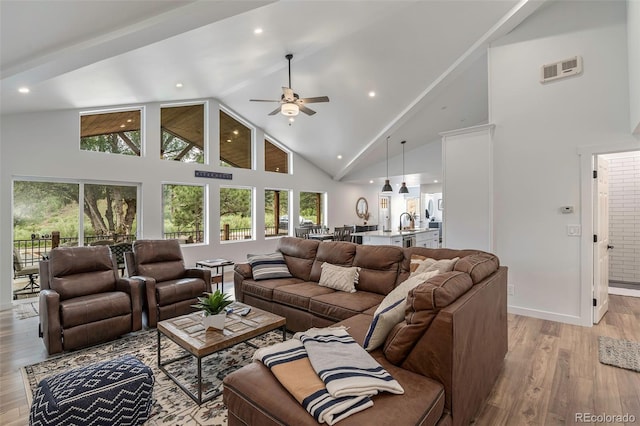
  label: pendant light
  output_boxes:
[381,136,393,192]
[399,140,409,194]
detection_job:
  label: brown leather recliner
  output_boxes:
[38,246,143,355]
[125,239,211,327]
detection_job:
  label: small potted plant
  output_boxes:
[192,290,233,330]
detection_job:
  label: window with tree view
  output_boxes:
[300,191,324,226]
[220,187,253,241]
[161,104,204,163]
[83,184,138,244]
[80,110,141,156]
[220,110,252,169]
[163,184,205,243]
[265,189,289,237]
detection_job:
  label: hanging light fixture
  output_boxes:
[399,140,409,194]
[381,136,393,192]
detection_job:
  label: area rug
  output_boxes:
[13,301,39,319]
[22,329,285,425]
[598,336,640,372]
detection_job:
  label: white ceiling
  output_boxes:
[0,0,545,185]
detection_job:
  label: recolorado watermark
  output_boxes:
[575,413,636,423]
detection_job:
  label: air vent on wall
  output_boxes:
[540,55,582,83]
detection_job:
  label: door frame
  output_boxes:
[579,142,640,326]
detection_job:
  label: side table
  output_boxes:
[196,258,234,292]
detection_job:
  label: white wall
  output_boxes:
[607,152,640,283]
[628,0,640,134]
[0,99,371,310]
[489,0,639,325]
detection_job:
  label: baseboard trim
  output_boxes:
[608,287,640,298]
[508,304,583,326]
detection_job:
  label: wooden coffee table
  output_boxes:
[157,303,286,404]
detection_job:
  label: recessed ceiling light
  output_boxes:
[368,91,376,98]
[126,119,132,123]
[254,28,263,35]
[275,167,280,172]
[434,180,438,183]
[120,124,126,128]
[18,87,30,94]
[226,139,232,143]
[289,117,295,122]
[337,155,343,159]
[369,180,374,184]
[175,83,183,88]
[233,130,239,135]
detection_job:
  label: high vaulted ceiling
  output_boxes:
[0,0,546,185]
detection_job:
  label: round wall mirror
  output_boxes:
[356,197,369,219]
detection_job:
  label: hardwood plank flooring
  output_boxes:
[1,295,639,425]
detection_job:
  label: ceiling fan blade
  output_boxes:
[298,96,330,104]
[299,105,316,116]
[282,87,294,102]
[250,99,280,102]
[268,106,282,116]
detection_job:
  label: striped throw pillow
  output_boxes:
[247,252,292,281]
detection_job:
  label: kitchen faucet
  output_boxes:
[399,212,413,230]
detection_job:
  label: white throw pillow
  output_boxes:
[318,263,361,293]
[362,270,440,351]
[411,256,459,276]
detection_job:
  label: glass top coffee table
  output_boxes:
[157,303,286,404]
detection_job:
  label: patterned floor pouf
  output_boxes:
[29,354,154,426]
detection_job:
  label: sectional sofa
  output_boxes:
[225,237,508,425]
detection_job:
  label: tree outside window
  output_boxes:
[265,189,289,237]
[220,187,253,241]
[300,192,324,225]
[163,184,205,243]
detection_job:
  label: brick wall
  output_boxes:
[608,153,640,284]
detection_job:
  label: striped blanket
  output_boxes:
[254,339,373,425]
[296,327,405,397]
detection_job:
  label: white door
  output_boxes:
[379,195,391,231]
[593,156,610,324]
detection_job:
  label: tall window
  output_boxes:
[300,192,324,226]
[265,189,289,237]
[220,110,252,169]
[80,109,141,156]
[162,184,205,243]
[161,104,204,163]
[265,139,289,174]
[83,184,138,244]
[220,187,253,241]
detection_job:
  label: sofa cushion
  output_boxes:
[309,241,357,281]
[352,245,404,295]
[153,277,206,305]
[60,292,131,328]
[410,255,459,275]
[272,282,334,310]
[277,238,319,281]
[318,263,360,293]
[243,277,304,301]
[309,291,384,321]
[247,252,293,280]
[363,270,440,351]
[383,271,473,365]
[454,253,499,284]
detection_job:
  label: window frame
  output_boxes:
[219,105,255,170]
[79,107,145,157]
[161,181,207,246]
[264,135,292,174]
[219,185,255,243]
[264,188,291,238]
[160,101,208,165]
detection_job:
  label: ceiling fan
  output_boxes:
[250,54,329,117]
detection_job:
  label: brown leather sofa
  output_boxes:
[225,237,508,426]
[125,239,211,327]
[38,246,143,355]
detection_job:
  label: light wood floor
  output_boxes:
[1,295,639,425]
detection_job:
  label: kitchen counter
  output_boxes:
[352,228,439,248]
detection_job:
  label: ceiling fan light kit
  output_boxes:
[250,53,329,118]
[281,103,299,116]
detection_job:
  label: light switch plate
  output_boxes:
[567,225,581,236]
